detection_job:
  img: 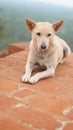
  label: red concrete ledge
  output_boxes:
[0,50,9,58]
[0,43,73,130]
[8,42,29,54]
[0,42,29,58]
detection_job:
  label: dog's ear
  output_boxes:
[26,19,36,32]
[52,20,64,33]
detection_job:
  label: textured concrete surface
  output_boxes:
[0,43,73,130]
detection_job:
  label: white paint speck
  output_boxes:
[56,121,67,130]
[63,105,73,116]
[15,103,25,108]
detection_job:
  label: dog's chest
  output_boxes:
[36,52,49,66]
[37,57,45,66]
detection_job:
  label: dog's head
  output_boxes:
[26,19,64,52]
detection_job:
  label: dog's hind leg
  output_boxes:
[63,46,71,58]
[60,45,71,64]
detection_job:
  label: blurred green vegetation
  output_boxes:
[0,19,5,38]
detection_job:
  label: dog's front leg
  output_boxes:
[29,67,55,84]
[22,61,33,83]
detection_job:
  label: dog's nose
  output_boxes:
[41,44,46,49]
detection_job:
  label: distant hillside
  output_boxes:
[0,0,73,51]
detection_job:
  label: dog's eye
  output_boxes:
[47,33,51,37]
[36,32,41,36]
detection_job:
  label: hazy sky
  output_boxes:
[36,0,73,7]
[1,0,73,7]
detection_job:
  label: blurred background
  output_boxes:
[0,0,73,51]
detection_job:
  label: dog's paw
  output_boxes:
[29,75,39,84]
[22,74,30,83]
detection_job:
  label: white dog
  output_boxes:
[22,19,71,84]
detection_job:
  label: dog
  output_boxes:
[22,19,71,84]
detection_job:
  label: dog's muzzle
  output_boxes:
[41,42,46,50]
